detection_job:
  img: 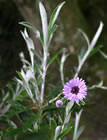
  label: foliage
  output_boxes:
[0,1,106,140]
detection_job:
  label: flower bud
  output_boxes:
[56,100,63,107]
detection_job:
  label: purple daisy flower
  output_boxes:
[63,77,87,103]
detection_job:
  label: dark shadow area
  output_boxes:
[0,0,28,87]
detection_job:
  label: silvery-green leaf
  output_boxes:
[60,49,69,86]
[48,24,58,38]
[21,58,31,66]
[20,69,28,82]
[48,24,58,46]
[17,71,24,82]
[78,47,87,64]
[33,50,42,61]
[58,126,72,139]
[19,22,40,38]
[89,22,103,50]
[19,52,25,59]
[89,45,103,57]
[100,50,107,59]
[17,70,34,102]
[47,48,63,69]
[54,126,62,140]
[49,2,65,29]
[0,104,10,116]
[22,28,35,50]
[66,101,74,116]
[15,78,23,85]
[64,112,71,125]
[25,69,35,82]
[76,126,85,140]
[39,2,48,46]
[78,29,90,48]
[8,120,17,128]
[0,92,9,109]
[98,80,103,86]
[74,22,104,78]
[35,62,42,76]
[21,29,34,68]
[73,109,83,140]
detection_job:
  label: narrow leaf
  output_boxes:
[48,24,58,38]
[58,126,72,139]
[54,126,62,140]
[89,22,104,50]
[21,29,35,68]
[47,48,63,69]
[39,2,48,46]
[78,29,90,47]
[76,126,85,140]
[100,51,107,59]
[49,2,65,29]
[73,109,83,140]
[64,112,71,125]
[19,22,40,38]
[79,47,87,61]
[66,101,74,116]
[17,71,24,81]
[89,45,103,57]
[33,49,42,61]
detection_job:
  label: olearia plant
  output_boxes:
[0,1,107,140]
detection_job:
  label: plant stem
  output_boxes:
[88,85,107,90]
[43,93,62,108]
[74,48,90,78]
[41,48,47,106]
